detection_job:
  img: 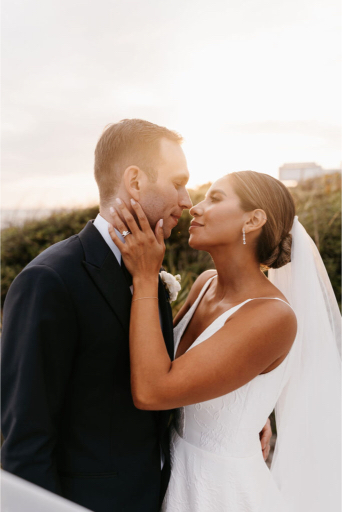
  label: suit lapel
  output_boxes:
[158,276,174,466]
[79,222,175,355]
[80,221,174,462]
[158,277,175,361]
[79,221,132,336]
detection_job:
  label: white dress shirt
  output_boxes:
[93,214,165,468]
[94,214,133,293]
[93,213,125,264]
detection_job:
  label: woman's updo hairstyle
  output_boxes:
[227,171,295,269]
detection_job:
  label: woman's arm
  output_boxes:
[109,200,297,411]
[131,296,296,410]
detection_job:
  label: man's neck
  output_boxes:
[99,207,113,225]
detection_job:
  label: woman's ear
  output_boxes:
[123,166,142,201]
[245,209,267,233]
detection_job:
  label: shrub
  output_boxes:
[1,174,340,313]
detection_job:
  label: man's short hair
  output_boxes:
[94,119,183,206]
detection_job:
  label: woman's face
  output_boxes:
[189,177,246,251]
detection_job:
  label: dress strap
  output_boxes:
[191,274,217,311]
[248,297,294,311]
[173,275,217,355]
[184,275,217,319]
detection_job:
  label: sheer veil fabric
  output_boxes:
[266,216,341,512]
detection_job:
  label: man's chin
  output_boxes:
[163,226,172,239]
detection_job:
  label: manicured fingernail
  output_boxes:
[109,207,115,215]
[130,198,136,205]
[159,219,163,227]
[115,198,122,205]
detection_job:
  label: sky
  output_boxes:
[1,0,341,210]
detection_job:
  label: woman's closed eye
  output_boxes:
[209,195,220,202]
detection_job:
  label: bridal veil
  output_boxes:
[266,216,341,511]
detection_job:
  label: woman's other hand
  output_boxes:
[108,198,165,281]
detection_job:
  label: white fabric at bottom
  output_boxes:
[164,428,290,512]
[1,470,92,512]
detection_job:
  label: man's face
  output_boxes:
[138,138,192,238]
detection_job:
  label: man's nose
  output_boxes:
[179,188,193,210]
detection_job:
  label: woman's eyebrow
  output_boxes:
[207,189,227,196]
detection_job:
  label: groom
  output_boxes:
[1,119,272,512]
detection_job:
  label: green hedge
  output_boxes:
[290,173,341,305]
[1,206,98,309]
[1,174,340,313]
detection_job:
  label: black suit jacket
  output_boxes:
[1,221,174,512]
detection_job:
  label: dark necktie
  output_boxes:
[120,258,133,287]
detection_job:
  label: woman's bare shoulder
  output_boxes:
[188,269,217,305]
[225,296,297,357]
[173,269,217,326]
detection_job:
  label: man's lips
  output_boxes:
[171,215,181,225]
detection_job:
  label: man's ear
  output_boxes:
[123,166,143,201]
[245,209,267,233]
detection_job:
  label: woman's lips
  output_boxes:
[189,221,204,230]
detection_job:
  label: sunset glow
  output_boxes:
[1,0,341,211]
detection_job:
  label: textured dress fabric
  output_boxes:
[162,276,293,512]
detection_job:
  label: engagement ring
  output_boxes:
[122,230,131,238]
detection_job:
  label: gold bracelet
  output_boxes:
[132,296,158,302]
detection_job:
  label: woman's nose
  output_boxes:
[190,201,204,217]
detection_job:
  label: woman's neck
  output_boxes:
[209,246,269,303]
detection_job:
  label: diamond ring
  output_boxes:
[122,230,131,238]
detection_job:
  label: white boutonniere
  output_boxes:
[160,271,181,303]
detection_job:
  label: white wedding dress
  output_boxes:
[162,276,293,512]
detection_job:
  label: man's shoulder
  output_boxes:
[26,233,83,271]
[6,231,87,301]
[7,221,113,300]
[21,220,108,279]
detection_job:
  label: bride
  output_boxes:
[109,170,341,512]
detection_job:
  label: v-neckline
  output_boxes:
[174,276,252,359]
[174,276,293,359]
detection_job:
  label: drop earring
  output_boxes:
[242,228,246,245]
